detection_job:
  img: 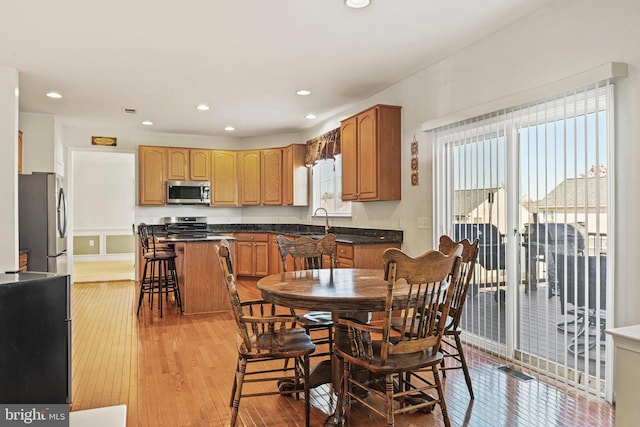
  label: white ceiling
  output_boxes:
[1,0,554,138]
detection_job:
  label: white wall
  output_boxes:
[73,151,135,230]
[0,67,19,273]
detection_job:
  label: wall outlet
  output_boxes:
[89,239,95,247]
[417,217,431,230]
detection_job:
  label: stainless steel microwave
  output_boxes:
[166,180,211,205]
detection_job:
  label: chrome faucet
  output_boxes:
[314,207,330,234]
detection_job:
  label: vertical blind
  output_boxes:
[431,80,612,397]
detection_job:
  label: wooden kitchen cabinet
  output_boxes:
[211,150,238,206]
[189,149,210,181]
[238,150,261,205]
[168,148,210,181]
[167,148,189,180]
[335,241,401,269]
[269,233,284,275]
[139,145,167,205]
[261,148,283,205]
[341,104,402,202]
[235,233,269,277]
[238,149,282,206]
[335,243,355,268]
[283,144,308,206]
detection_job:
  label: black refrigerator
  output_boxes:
[0,272,71,404]
[19,172,68,273]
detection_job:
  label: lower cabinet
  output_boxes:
[336,242,400,269]
[237,232,401,277]
[235,233,270,277]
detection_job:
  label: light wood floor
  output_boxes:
[70,279,614,426]
[73,261,135,283]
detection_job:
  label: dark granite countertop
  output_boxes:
[156,235,237,243]
[206,224,402,245]
[149,224,403,245]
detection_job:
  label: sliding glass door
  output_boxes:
[432,82,612,396]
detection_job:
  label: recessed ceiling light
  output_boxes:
[296,90,311,96]
[196,104,210,111]
[141,120,153,126]
[225,126,235,132]
[46,91,63,99]
[345,0,370,8]
[305,113,317,119]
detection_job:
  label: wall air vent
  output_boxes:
[122,108,137,114]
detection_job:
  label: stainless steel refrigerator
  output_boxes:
[19,172,68,273]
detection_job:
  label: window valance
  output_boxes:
[305,127,341,166]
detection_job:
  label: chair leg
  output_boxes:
[303,354,311,427]
[230,357,247,427]
[433,367,451,427]
[385,374,394,426]
[455,334,474,399]
[137,260,149,315]
[157,260,163,318]
[229,357,240,407]
[343,361,351,423]
[169,258,183,312]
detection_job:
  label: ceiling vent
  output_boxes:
[122,108,137,114]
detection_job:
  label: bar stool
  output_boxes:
[137,223,183,317]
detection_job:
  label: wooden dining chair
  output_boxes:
[438,234,479,399]
[214,240,316,427]
[334,245,462,427]
[276,234,337,361]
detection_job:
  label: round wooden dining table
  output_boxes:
[256,267,413,313]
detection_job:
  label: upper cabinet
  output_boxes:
[261,148,283,206]
[190,149,210,181]
[283,144,308,206]
[341,104,402,202]
[139,146,167,205]
[238,150,261,206]
[167,148,210,181]
[211,150,238,206]
[167,148,189,180]
[238,149,283,206]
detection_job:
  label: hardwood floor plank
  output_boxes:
[70,279,614,427]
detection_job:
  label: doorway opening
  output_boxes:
[70,149,136,283]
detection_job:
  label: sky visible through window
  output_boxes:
[453,110,607,203]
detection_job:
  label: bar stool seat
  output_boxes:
[137,223,183,317]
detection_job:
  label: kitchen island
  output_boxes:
[157,235,235,315]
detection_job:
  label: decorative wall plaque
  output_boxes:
[92,136,117,146]
[410,135,419,186]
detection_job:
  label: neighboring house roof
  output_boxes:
[537,177,607,210]
[454,188,500,216]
